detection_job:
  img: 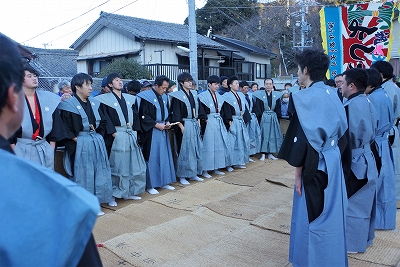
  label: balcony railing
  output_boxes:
[143,64,245,80]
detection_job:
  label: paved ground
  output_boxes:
[92,154,400,267]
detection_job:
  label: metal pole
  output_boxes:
[188,0,198,82]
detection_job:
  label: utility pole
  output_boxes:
[188,0,198,82]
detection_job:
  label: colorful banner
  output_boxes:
[320,1,395,79]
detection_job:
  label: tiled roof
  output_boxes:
[71,12,226,50]
[24,46,78,77]
[211,34,278,58]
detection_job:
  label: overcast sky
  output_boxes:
[0,0,206,49]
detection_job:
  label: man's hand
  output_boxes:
[164,122,171,130]
[155,123,165,131]
[295,166,303,196]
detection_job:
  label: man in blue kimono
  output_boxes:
[370,61,400,208]
[58,73,113,214]
[220,76,251,172]
[137,75,176,195]
[12,65,67,169]
[96,72,146,206]
[240,80,260,160]
[0,33,102,267]
[341,68,378,253]
[169,72,203,185]
[252,78,283,161]
[365,67,397,230]
[198,75,229,178]
[278,49,349,267]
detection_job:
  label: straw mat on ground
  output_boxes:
[216,169,269,186]
[266,171,295,188]
[97,247,135,267]
[205,181,293,221]
[94,201,188,243]
[103,208,248,266]
[150,179,247,211]
[348,229,400,266]
[161,225,291,267]
[251,204,292,234]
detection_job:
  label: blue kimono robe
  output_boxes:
[246,91,261,155]
[58,96,113,204]
[96,92,146,198]
[279,82,348,267]
[0,136,99,266]
[221,91,250,166]
[137,89,176,188]
[198,90,229,170]
[367,87,397,229]
[344,93,378,252]
[169,89,202,178]
[252,90,283,154]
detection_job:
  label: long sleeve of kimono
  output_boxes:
[139,99,157,133]
[47,110,68,142]
[170,97,186,123]
[220,102,234,130]
[252,98,264,123]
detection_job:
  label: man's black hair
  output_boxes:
[23,64,39,77]
[207,75,220,84]
[250,82,258,88]
[71,73,93,93]
[284,82,292,87]
[154,75,170,87]
[295,48,329,81]
[370,61,394,80]
[334,73,343,79]
[227,76,239,87]
[0,33,24,112]
[366,68,382,89]
[325,79,336,87]
[239,81,249,88]
[177,72,193,85]
[342,68,368,92]
[126,80,141,93]
[264,78,274,84]
[106,72,121,89]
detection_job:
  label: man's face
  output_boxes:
[341,75,352,98]
[23,71,38,90]
[154,81,169,95]
[230,80,239,92]
[61,85,72,95]
[240,85,249,94]
[334,75,344,90]
[264,79,273,92]
[297,66,306,87]
[109,77,123,91]
[76,80,92,99]
[208,82,219,93]
[221,79,228,88]
[251,84,258,92]
[181,80,192,91]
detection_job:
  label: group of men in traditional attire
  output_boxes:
[279,49,399,267]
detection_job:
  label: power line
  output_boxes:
[23,0,112,43]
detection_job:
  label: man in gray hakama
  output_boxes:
[365,68,397,230]
[169,72,203,185]
[252,78,283,161]
[198,75,229,178]
[137,75,176,195]
[96,73,146,205]
[341,68,378,253]
[13,65,67,169]
[58,73,113,211]
[220,76,250,171]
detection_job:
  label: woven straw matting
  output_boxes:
[251,204,292,234]
[161,225,291,267]
[149,179,248,211]
[97,246,135,267]
[216,168,269,186]
[94,201,189,243]
[205,181,293,221]
[348,229,400,266]
[266,171,295,188]
[103,208,248,266]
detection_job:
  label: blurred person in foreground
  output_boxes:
[0,33,102,266]
[278,48,349,267]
